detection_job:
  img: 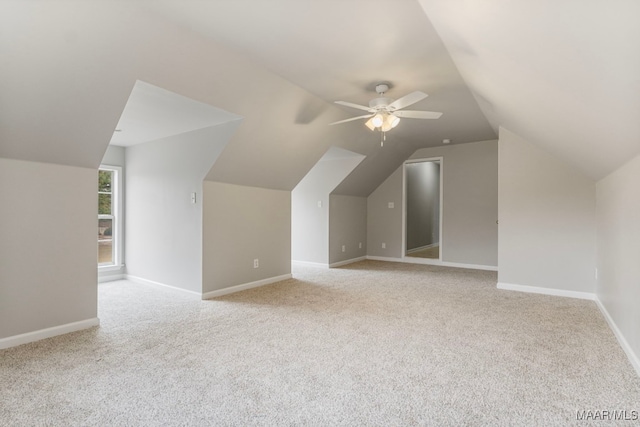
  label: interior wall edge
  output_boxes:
[595,298,640,378]
[0,318,100,351]
[497,281,640,379]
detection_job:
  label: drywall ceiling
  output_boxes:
[110,80,241,147]
[2,0,636,194]
[2,0,494,195]
[294,146,366,195]
[145,0,496,149]
[418,0,640,180]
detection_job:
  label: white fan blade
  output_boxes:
[388,91,428,110]
[393,110,442,119]
[329,114,374,125]
[335,100,374,112]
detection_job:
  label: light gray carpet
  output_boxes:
[1,261,639,426]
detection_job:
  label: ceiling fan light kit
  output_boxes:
[330,82,443,146]
[365,113,400,132]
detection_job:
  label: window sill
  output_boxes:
[99,264,124,272]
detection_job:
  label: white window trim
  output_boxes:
[98,165,123,269]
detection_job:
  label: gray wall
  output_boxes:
[202,181,291,292]
[328,195,367,264]
[498,128,596,292]
[99,145,126,281]
[596,153,640,363]
[101,145,125,168]
[292,148,364,264]
[367,167,404,258]
[367,140,498,266]
[410,140,498,266]
[125,122,238,293]
[291,183,329,264]
[0,158,97,339]
[406,161,440,250]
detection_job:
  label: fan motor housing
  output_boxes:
[369,97,393,110]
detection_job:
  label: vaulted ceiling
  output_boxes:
[1,0,638,196]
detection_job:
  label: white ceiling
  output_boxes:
[110,80,242,147]
[145,0,496,147]
[419,0,640,180]
[1,0,638,193]
[149,0,466,101]
[148,0,640,181]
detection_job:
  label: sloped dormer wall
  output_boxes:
[125,121,240,294]
[292,147,365,266]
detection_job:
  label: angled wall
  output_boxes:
[126,121,240,293]
[498,127,596,294]
[596,154,640,373]
[292,147,365,265]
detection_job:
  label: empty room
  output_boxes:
[1,1,639,425]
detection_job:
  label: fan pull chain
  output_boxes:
[381,130,386,147]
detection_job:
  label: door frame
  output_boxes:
[402,156,444,261]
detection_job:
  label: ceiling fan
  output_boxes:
[329,84,442,136]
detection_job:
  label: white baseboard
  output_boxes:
[98,273,125,283]
[126,275,201,298]
[366,255,498,272]
[595,299,640,378]
[329,256,367,268]
[496,281,639,378]
[366,255,403,262]
[496,282,596,300]
[202,274,292,299]
[406,243,439,254]
[292,260,329,268]
[0,318,100,350]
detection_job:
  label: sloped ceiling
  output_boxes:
[2,0,635,195]
[418,0,640,180]
[147,0,497,195]
[110,80,242,147]
[295,147,366,196]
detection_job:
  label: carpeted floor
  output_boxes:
[1,261,639,426]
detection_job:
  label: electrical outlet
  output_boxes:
[388,202,394,209]
[341,245,346,253]
[253,259,259,268]
[317,200,322,208]
[359,242,362,249]
[382,243,386,249]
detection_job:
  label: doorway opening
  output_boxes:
[403,158,442,260]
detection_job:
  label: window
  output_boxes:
[98,166,121,267]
